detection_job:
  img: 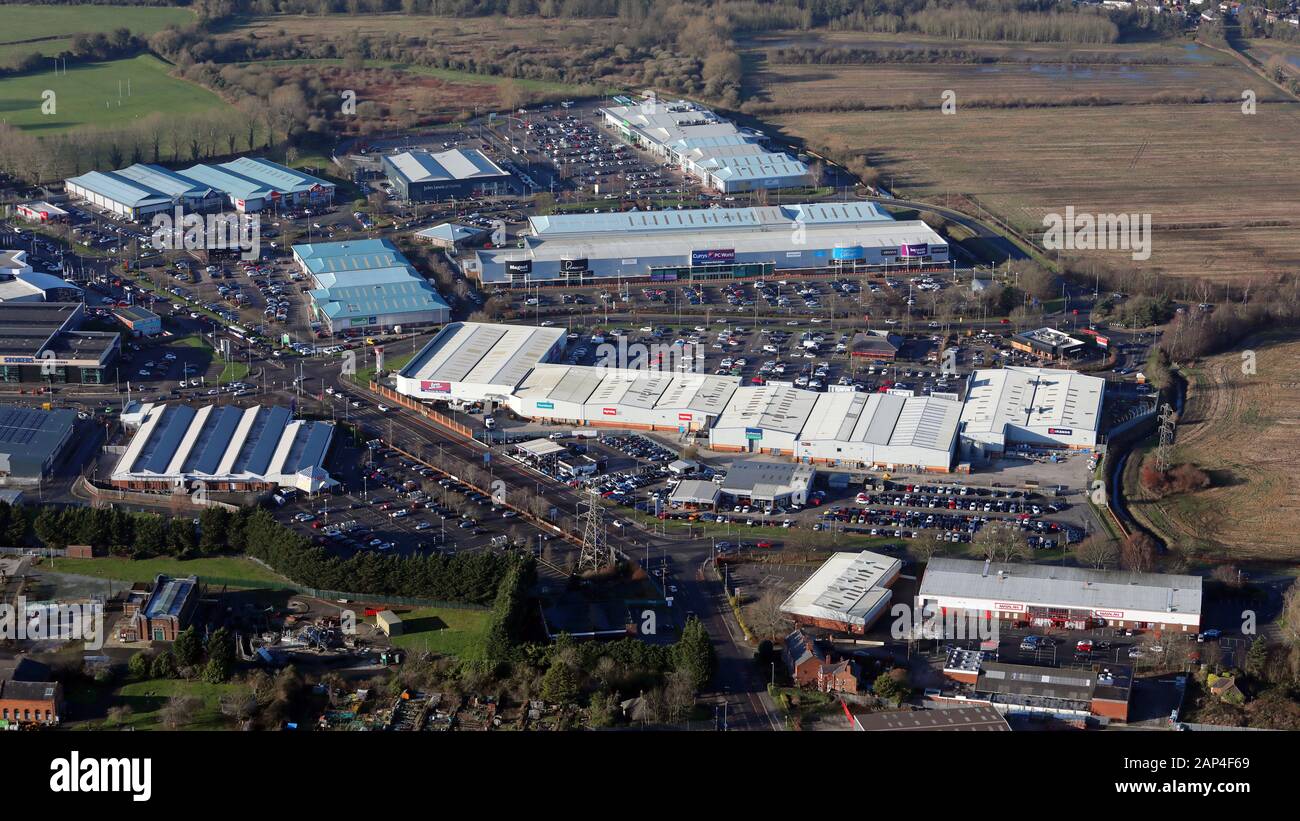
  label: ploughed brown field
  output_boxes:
[1125,334,1300,560]
[772,102,1300,281]
[745,30,1300,282]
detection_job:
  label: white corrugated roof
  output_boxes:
[780,550,901,627]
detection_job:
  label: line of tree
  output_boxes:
[768,45,1181,66]
[20,502,522,605]
[0,29,145,75]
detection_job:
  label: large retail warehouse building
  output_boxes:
[917,558,1202,633]
[470,202,948,286]
[110,403,337,493]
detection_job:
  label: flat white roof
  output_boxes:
[919,558,1202,619]
[387,149,509,183]
[780,550,902,628]
[486,220,945,267]
[528,202,892,237]
[715,384,819,436]
[960,366,1104,436]
[603,99,809,185]
[517,438,566,458]
[800,391,961,453]
[515,364,740,416]
[400,322,565,389]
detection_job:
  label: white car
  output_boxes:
[377,404,391,413]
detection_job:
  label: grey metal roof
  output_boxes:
[221,156,333,194]
[919,558,1202,616]
[234,405,291,476]
[668,479,720,505]
[386,149,509,183]
[183,405,243,475]
[65,170,170,208]
[852,706,1010,732]
[0,406,75,474]
[400,322,563,388]
[489,220,945,268]
[976,662,1095,702]
[721,459,815,498]
[528,201,892,236]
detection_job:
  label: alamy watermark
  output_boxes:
[150,206,261,261]
[890,602,999,642]
[594,336,704,374]
[0,596,104,650]
[1042,206,1152,261]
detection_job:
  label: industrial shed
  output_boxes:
[668,479,720,510]
[294,239,451,333]
[110,403,337,493]
[779,550,902,635]
[795,391,960,472]
[917,557,1202,633]
[601,98,811,193]
[0,405,77,486]
[508,366,741,431]
[474,218,948,286]
[719,460,814,507]
[66,158,334,218]
[414,222,488,250]
[709,383,819,455]
[959,366,1105,455]
[382,149,514,201]
[396,322,567,404]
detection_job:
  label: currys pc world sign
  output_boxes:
[691,248,735,266]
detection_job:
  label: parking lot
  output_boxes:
[275,437,558,560]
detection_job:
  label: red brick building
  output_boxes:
[783,630,861,694]
[0,680,63,726]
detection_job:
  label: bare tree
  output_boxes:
[745,589,790,641]
[974,522,1026,564]
[160,695,201,730]
[1073,536,1119,570]
[1119,532,1158,574]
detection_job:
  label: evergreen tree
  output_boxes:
[173,626,202,668]
[204,628,235,683]
[671,617,715,691]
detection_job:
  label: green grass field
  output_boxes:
[47,556,285,587]
[0,54,230,132]
[0,38,73,66]
[386,606,492,660]
[0,4,195,45]
[218,360,251,384]
[87,678,242,731]
[351,349,415,386]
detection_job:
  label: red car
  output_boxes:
[756,540,774,548]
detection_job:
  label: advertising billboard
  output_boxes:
[832,245,864,261]
[744,427,763,440]
[560,257,588,272]
[420,380,452,393]
[899,243,928,258]
[691,248,735,266]
[1047,427,1074,436]
[506,259,532,275]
